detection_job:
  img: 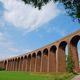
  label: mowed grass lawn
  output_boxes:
[0,71,76,80]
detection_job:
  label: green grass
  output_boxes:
[0,71,76,80]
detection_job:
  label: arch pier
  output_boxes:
[0,30,80,72]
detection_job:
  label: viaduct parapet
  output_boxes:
[0,30,80,72]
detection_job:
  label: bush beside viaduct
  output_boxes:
[0,30,80,72]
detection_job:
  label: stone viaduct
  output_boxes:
[0,30,80,72]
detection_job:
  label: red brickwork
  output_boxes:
[0,30,80,72]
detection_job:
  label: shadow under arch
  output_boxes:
[42,48,48,72]
[8,59,13,71]
[57,41,67,72]
[23,55,27,71]
[49,45,57,72]
[17,57,20,71]
[4,60,7,70]
[36,51,42,72]
[31,53,36,72]
[10,59,14,71]
[27,54,31,72]
[20,56,24,71]
[70,35,80,72]
[14,58,18,71]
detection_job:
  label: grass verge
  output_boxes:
[0,71,77,80]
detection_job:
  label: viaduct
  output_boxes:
[0,30,80,72]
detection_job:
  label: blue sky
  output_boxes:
[0,0,80,60]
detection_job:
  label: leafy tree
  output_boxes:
[22,0,80,23]
[66,54,74,73]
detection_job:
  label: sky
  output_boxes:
[0,0,80,60]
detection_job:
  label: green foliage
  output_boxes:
[60,0,80,23]
[22,0,80,23]
[0,67,5,71]
[22,0,50,9]
[66,54,74,73]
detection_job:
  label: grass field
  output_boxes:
[0,71,76,80]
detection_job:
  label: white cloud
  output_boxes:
[0,0,61,60]
[0,32,28,60]
[0,0,60,32]
[0,32,15,60]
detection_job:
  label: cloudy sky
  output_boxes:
[0,0,80,60]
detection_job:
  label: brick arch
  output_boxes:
[70,35,80,72]
[49,45,57,72]
[7,59,11,71]
[10,59,13,71]
[42,48,48,72]
[14,58,18,71]
[23,55,27,71]
[17,57,20,71]
[7,60,9,71]
[0,61,4,70]
[36,51,42,72]
[27,54,31,72]
[57,41,67,72]
[12,58,15,71]
[20,56,24,71]
[4,60,7,70]
[31,53,36,72]
[0,30,80,73]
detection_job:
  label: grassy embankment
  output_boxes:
[0,71,77,80]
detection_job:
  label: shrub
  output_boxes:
[0,67,5,71]
[66,54,74,73]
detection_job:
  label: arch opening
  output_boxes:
[49,45,57,72]
[12,59,15,71]
[14,58,18,71]
[17,57,20,71]
[70,35,80,72]
[50,45,56,53]
[28,54,31,59]
[24,55,27,59]
[59,41,67,50]
[43,48,48,56]
[32,53,36,58]
[20,57,24,71]
[42,48,48,72]
[58,41,67,72]
[78,41,80,69]
[4,61,7,70]
[65,45,68,61]
[8,60,11,71]
[23,55,27,71]
[37,51,41,58]
[31,53,36,72]
[36,51,41,72]
[27,54,31,72]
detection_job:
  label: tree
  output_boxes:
[66,54,74,72]
[22,0,80,23]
